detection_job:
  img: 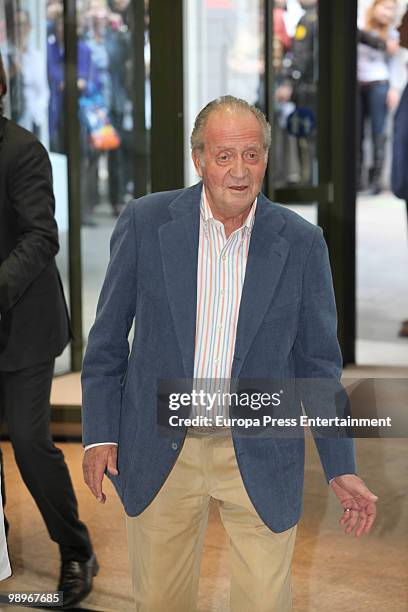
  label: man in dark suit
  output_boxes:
[0,52,97,608]
[82,96,378,611]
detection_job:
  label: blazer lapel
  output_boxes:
[232,194,290,378]
[159,183,202,378]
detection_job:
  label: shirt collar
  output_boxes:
[200,186,257,236]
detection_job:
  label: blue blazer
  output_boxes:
[82,182,356,533]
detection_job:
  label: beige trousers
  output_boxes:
[126,433,297,612]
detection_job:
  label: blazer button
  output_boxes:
[171,442,178,451]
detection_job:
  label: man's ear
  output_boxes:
[192,151,204,178]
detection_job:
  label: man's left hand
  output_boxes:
[330,474,378,537]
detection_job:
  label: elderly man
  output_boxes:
[82,96,377,611]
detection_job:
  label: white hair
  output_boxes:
[190,95,272,157]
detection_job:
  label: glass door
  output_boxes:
[2,0,71,373]
[4,0,151,371]
[183,0,266,186]
[267,0,358,364]
[76,0,150,353]
[183,0,358,362]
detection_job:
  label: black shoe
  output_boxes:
[58,553,99,609]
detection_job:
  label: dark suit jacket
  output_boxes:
[82,183,356,533]
[0,116,70,371]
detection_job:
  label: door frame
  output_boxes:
[264,0,357,364]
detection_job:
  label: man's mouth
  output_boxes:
[229,185,249,192]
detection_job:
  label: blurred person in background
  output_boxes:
[275,0,397,186]
[391,6,408,336]
[46,0,62,36]
[105,7,132,216]
[358,0,402,194]
[84,1,108,218]
[85,1,112,111]
[6,8,49,137]
[47,3,104,225]
[275,0,318,184]
[85,0,131,217]
[108,0,138,199]
[0,51,97,608]
[47,4,98,153]
[270,0,300,186]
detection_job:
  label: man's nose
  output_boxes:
[230,157,247,179]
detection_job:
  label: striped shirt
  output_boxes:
[191,187,257,428]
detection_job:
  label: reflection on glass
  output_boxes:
[3,0,150,368]
[357,0,401,195]
[273,0,318,187]
[78,0,136,224]
[356,0,408,366]
[184,0,319,187]
[184,0,265,185]
[3,0,70,373]
[7,7,49,140]
[79,0,150,340]
[78,2,126,225]
[47,1,68,153]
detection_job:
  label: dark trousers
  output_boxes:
[0,360,92,563]
[358,80,389,138]
[357,81,389,188]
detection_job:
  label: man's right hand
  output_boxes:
[83,445,118,503]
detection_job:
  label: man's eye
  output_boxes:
[245,151,259,160]
[218,154,230,161]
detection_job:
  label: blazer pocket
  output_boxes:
[263,297,301,323]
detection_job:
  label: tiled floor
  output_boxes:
[1,430,407,611]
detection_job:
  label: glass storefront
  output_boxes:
[183,0,265,186]
[1,0,151,371]
[272,0,318,187]
[1,0,70,373]
[2,0,406,371]
[75,0,150,342]
[184,0,319,188]
[356,0,408,365]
